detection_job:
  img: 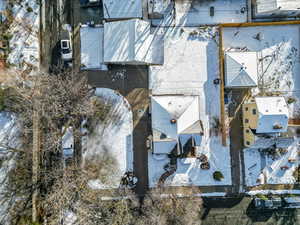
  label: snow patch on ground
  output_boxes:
[7,0,39,71]
[244,139,299,186]
[82,88,133,189]
[155,192,226,198]
[247,189,300,195]
[148,27,231,188]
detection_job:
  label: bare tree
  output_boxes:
[0,70,98,224]
[136,188,203,225]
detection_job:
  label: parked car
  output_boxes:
[254,197,282,209]
[60,25,72,62]
[283,197,300,208]
[79,0,100,7]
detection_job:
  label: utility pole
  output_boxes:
[32,102,41,222]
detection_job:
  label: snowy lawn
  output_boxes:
[244,139,299,187]
[223,25,300,117]
[82,88,133,189]
[148,27,231,187]
[7,0,39,71]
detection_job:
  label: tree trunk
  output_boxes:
[32,108,40,222]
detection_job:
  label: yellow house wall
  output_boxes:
[242,101,258,147]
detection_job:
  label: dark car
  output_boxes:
[254,197,282,209]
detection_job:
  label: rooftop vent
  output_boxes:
[170,119,177,124]
[273,123,283,130]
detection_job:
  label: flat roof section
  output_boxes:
[175,0,247,26]
[80,25,107,70]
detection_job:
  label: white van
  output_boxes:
[61,24,72,62]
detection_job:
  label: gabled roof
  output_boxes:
[255,97,289,133]
[151,95,202,141]
[225,52,258,88]
[104,19,164,65]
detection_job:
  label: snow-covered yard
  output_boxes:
[149,137,232,187]
[7,0,39,71]
[82,88,133,189]
[223,25,300,117]
[148,27,231,187]
[244,138,299,187]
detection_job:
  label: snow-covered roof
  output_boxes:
[174,0,247,26]
[225,52,258,88]
[255,97,289,133]
[151,95,202,141]
[104,19,163,65]
[250,137,294,149]
[0,0,6,12]
[256,0,300,13]
[148,0,171,18]
[80,25,107,70]
[153,140,177,154]
[102,0,142,19]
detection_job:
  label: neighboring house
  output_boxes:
[151,95,203,155]
[254,0,300,18]
[0,0,6,22]
[80,25,108,70]
[102,0,142,20]
[104,19,164,65]
[224,51,258,88]
[242,96,289,147]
